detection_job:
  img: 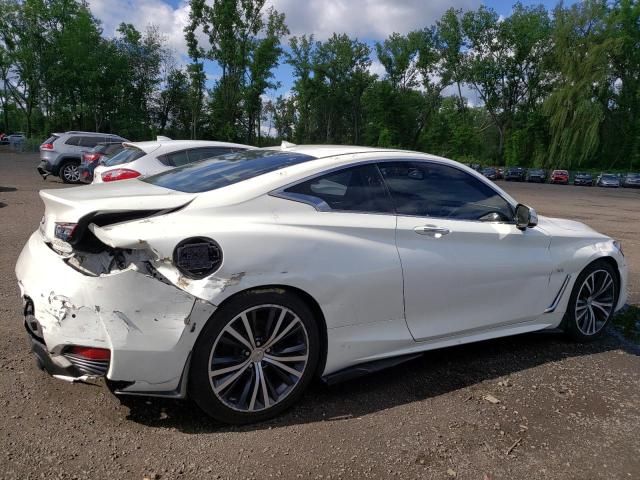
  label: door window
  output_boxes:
[379,161,513,221]
[283,164,394,213]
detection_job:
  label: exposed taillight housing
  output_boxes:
[63,346,111,376]
[101,168,141,182]
[54,222,78,242]
[68,346,111,361]
[41,143,54,150]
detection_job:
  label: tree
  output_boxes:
[462,4,552,162]
[544,1,614,167]
[187,0,288,142]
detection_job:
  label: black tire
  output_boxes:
[59,160,81,184]
[563,260,618,342]
[189,289,320,424]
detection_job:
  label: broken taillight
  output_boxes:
[68,346,111,361]
[101,168,141,182]
[54,222,78,242]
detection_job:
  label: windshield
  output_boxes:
[626,173,640,178]
[104,147,145,166]
[602,175,618,180]
[143,149,316,193]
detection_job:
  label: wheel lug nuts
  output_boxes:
[244,351,250,356]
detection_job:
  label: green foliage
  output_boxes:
[187,0,288,143]
[0,0,639,173]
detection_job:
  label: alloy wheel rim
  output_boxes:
[575,269,615,336]
[63,164,80,182]
[208,304,309,412]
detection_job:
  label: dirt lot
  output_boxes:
[1,150,639,480]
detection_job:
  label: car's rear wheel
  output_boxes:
[189,289,320,424]
[60,161,81,183]
[564,260,618,342]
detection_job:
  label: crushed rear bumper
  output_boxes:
[15,231,216,396]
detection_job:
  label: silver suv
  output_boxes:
[38,131,128,183]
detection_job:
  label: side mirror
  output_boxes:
[515,204,538,230]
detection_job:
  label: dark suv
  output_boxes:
[504,167,526,181]
[38,131,127,183]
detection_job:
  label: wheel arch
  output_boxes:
[594,256,621,293]
[197,284,329,379]
[55,156,81,176]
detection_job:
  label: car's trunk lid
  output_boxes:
[39,180,197,246]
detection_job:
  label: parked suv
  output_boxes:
[38,131,128,183]
[504,167,526,181]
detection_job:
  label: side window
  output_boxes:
[65,136,82,146]
[379,161,514,222]
[284,164,394,213]
[188,147,236,163]
[79,136,101,148]
[105,144,123,155]
[160,149,191,167]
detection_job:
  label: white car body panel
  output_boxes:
[15,145,628,396]
[93,140,254,183]
[396,217,554,341]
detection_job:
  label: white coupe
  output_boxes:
[15,145,628,424]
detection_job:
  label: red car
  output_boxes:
[550,169,569,184]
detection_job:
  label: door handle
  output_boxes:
[414,224,451,237]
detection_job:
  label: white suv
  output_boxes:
[38,131,128,183]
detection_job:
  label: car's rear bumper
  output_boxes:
[37,160,53,178]
[15,231,215,395]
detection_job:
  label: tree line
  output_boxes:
[0,0,639,170]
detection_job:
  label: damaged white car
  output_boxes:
[16,145,628,424]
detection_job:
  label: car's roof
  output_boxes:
[262,144,408,158]
[176,144,519,209]
[123,139,255,154]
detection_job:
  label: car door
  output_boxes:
[276,163,407,333]
[378,160,554,341]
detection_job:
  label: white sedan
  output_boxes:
[92,138,254,183]
[15,145,628,424]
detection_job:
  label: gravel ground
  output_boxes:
[1,150,639,480]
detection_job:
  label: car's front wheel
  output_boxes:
[60,161,81,183]
[564,260,618,342]
[189,289,320,424]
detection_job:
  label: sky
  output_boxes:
[87,0,569,101]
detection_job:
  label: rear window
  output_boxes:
[104,147,146,166]
[42,135,59,145]
[143,149,315,193]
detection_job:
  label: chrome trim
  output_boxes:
[544,274,571,313]
[414,225,451,237]
[63,353,109,376]
[270,190,332,212]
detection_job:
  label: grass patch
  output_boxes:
[612,305,640,342]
